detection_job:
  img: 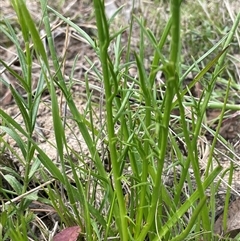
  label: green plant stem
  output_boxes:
[170,196,207,241]
[153,166,222,240]
[11,0,36,195]
[42,1,113,236]
[206,79,231,176]
[134,55,152,237]
[137,1,181,239]
[149,0,184,88]
[214,12,240,75]
[206,78,231,234]
[183,102,240,111]
[93,1,128,240]
[169,0,181,69]
[191,11,239,238]
[23,41,33,194]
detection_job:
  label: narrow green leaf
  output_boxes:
[28,157,41,179]
[11,0,29,42]
[4,175,23,195]
[154,166,222,239]
[0,126,26,158]
[31,71,46,130]
[9,85,30,131]
[134,53,150,99]
[13,0,48,66]
[47,6,96,48]
[169,196,207,241]
[50,81,64,159]
[36,153,64,184]
[178,46,230,103]
[0,59,30,92]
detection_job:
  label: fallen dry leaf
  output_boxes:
[219,111,240,140]
[53,226,81,241]
[1,89,12,106]
[214,198,240,238]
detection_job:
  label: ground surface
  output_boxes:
[0,0,240,239]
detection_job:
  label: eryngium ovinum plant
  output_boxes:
[0,0,239,240]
